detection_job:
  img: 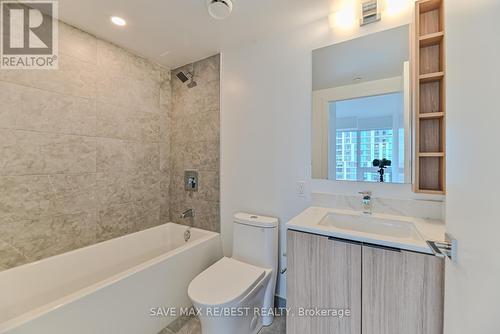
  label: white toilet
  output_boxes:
[188,213,279,334]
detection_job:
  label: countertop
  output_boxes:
[286,207,446,254]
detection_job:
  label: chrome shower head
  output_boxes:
[176,71,189,83]
[176,64,197,88]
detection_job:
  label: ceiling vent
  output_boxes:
[207,0,233,20]
[360,0,381,26]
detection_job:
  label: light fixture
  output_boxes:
[385,0,408,17]
[110,16,126,26]
[328,5,356,29]
[207,0,233,20]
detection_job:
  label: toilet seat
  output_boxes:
[188,257,266,307]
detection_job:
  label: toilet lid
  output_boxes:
[188,257,265,306]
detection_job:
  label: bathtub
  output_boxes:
[0,223,222,334]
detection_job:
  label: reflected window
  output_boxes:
[329,93,404,183]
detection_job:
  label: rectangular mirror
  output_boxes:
[312,25,411,184]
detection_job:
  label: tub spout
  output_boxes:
[180,208,195,219]
[180,209,195,239]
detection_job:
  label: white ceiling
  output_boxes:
[312,25,409,90]
[57,0,330,69]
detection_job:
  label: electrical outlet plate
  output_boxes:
[296,181,306,197]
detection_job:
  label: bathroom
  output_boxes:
[0,0,498,333]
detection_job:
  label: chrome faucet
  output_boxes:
[180,208,195,219]
[359,191,372,214]
[180,209,195,242]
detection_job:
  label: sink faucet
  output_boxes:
[180,209,195,241]
[359,191,372,214]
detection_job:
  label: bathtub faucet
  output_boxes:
[180,208,195,220]
[180,209,195,242]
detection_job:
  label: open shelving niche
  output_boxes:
[414,0,446,194]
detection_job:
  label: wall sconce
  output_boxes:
[385,0,408,17]
[360,0,381,26]
[328,4,357,29]
[329,0,410,30]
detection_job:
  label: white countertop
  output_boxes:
[287,207,446,254]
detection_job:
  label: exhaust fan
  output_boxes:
[207,0,233,20]
[360,0,381,26]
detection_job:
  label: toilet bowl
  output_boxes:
[187,213,279,334]
[188,257,271,334]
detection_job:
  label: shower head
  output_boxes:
[176,66,197,88]
[176,71,189,83]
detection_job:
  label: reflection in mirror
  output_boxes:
[312,25,411,184]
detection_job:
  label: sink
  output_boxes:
[319,212,424,242]
[286,207,444,254]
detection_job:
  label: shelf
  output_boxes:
[418,152,444,157]
[419,112,444,119]
[415,189,446,195]
[419,0,442,13]
[418,156,444,192]
[419,32,444,47]
[415,0,445,195]
[419,71,444,83]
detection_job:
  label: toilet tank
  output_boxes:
[232,213,279,271]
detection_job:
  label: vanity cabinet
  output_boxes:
[362,245,444,334]
[287,230,444,334]
[287,230,362,334]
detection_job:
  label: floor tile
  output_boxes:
[160,315,286,334]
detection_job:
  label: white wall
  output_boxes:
[444,0,500,332]
[221,1,419,298]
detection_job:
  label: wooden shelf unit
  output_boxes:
[415,0,446,194]
[419,31,444,47]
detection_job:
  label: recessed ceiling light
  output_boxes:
[111,16,126,26]
[207,0,233,20]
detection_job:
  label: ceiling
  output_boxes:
[57,0,330,69]
[312,25,409,90]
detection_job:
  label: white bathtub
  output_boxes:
[0,223,222,334]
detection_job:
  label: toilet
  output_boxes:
[188,213,279,334]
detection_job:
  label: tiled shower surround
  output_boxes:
[0,23,220,271]
[169,56,220,232]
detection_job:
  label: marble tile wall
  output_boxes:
[169,55,220,232]
[0,23,173,270]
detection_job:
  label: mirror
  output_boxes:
[312,25,411,184]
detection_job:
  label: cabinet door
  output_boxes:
[362,245,444,334]
[287,230,361,334]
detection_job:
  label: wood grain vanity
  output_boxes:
[287,230,444,334]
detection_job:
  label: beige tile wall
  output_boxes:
[169,55,220,232]
[0,22,182,270]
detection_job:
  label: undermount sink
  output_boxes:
[319,212,424,242]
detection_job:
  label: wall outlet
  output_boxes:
[296,181,306,197]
